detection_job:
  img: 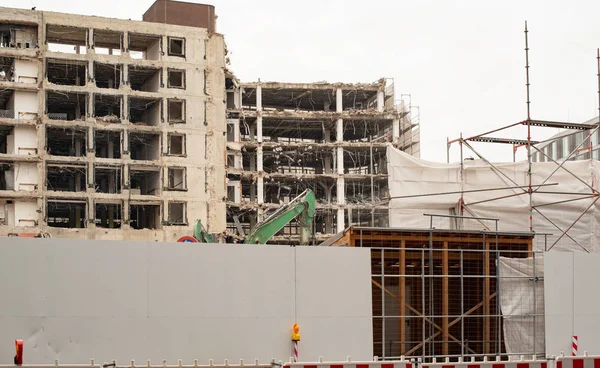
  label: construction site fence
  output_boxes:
[284,354,600,368]
[7,355,600,368]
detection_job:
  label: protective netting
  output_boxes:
[387,145,600,252]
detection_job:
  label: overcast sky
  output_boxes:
[5,0,600,162]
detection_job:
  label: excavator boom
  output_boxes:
[243,189,316,245]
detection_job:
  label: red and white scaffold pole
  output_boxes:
[291,323,300,363]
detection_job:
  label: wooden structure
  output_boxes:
[324,226,535,359]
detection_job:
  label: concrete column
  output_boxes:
[256,85,262,143]
[336,176,345,232]
[337,208,345,233]
[87,197,95,228]
[122,199,130,230]
[257,177,264,204]
[337,177,345,205]
[336,88,343,143]
[393,118,400,141]
[88,28,93,52]
[335,87,345,233]
[123,164,130,189]
[122,130,129,154]
[123,31,129,53]
[123,65,129,88]
[377,90,385,112]
[257,146,263,172]
[337,147,344,175]
[87,162,94,192]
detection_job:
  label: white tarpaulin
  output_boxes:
[387,145,600,252]
[499,256,545,357]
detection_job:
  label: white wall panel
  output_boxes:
[0,239,372,364]
[544,252,600,357]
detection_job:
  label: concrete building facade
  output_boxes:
[0,3,227,241]
[225,78,420,244]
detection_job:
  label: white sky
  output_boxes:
[5,0,600,162]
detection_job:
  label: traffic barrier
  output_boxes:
[284,356,548,368]
[419,356,547,368]
[0,359,275,368]
[556,353,600,368]
[284,357,411,368]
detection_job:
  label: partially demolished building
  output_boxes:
[225,78,420,243]
[0,2,227,241]
[0,1,421,243]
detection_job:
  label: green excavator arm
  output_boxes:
[244,189,316,245]
[194,219,215,243]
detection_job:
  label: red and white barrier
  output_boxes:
[284,356,548,368]
[284,359,411,368]
[418,356,546,368]
[572,336,578,357]
[556,354,600,368]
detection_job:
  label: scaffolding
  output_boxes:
[441,22,600,251]
[326,225,544,361]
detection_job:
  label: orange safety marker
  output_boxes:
[291,323,300,362]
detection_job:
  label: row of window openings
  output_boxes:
[2,24,187,60]
[47,29,186,60]
[46,61,188,91]
[44,166,187,193]
[45,94,186,124]
[45,201,187,229]
[43,129,185,158]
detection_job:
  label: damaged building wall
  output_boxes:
[225,78,420,244]
[0,4,227,241]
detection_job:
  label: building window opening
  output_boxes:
[168,133,185,156]
[47,59,86,86]
[129,97,161,125]
[0,56,14,82]
[0,163,15,190]
[94,165,122,194]
[168,201,186,225]
[167,37,184,57]
[128,33,161,60]
[93,94,122,123]
[46,91,87,121]
[95,202,122,229]
[129,203,160,229]
[47,200,86,228]
[167,69,185,89]
[0,89,15,119]
[46,164,86,192]
[94,130,121,159]
[93,29,122,55]
[167,99,185,123]
[0,125,14,153]
[129,167,160,196]
[94,62,122,89]
[46,126,87,157]
[167,167,186,190]
[47,25,87,54]
[129,132,160,160]
[128,65,160,92]
[0,24,38,49]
